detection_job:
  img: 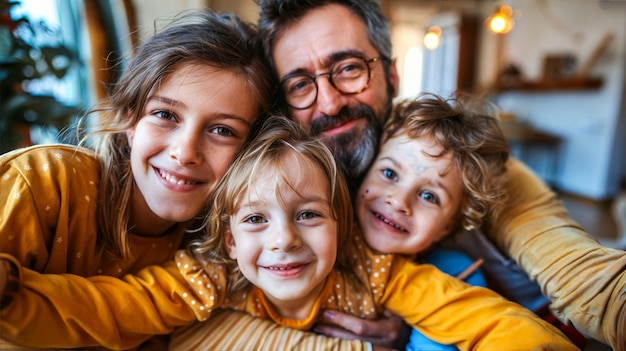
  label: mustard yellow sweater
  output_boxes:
[0,145,186,276]
[0,145,185,349]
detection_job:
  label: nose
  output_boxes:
[267,221,302,252]
[169,128,203,167]
[315,75,348,117]
[385,188,412,216]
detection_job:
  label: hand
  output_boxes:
[313,309,410,350]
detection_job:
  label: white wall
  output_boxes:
[490,0,626,199]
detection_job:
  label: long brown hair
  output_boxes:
[76,10,274,260]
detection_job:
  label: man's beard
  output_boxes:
[309,103,385,187]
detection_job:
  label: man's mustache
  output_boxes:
[309,104,378,136]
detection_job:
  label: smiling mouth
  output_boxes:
[373,211,408,233]
[320,119,359,136]
[157,168,199,185]
[265,263,306,271]
[261,262,310,277]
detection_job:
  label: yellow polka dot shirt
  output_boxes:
[0,145,185,348]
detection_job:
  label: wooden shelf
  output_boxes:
[494,77,603,92]
[500,122,561,144]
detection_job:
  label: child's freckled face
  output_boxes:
[356,132,464,255]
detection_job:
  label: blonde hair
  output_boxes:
[190,114,364,298]
[386,93,510,232]
[75,10,274,260]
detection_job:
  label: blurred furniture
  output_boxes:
[501,121,562,186]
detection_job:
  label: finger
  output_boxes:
[382,310,411,349]
[321,310,384,337]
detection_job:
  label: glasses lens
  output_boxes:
[331,56,369,94]
[280,56,374,110]
[281,75,316,109]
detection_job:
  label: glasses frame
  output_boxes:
[280,55,380,110]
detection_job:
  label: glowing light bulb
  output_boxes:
[490,15,507,33]
[488,5,515,34]
[424,26,442,50]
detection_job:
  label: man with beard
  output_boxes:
[169,1,626,350]
[308,103,385,196]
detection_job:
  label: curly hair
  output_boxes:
[386,93,510,232]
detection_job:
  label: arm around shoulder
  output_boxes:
[485,158,626,348]
[0,258,200,349]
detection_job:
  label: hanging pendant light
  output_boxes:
[487,4,515,34]
[424,25,442,50]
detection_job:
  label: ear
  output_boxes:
[225,231,237,260]
[125,112,136,146]
[126,128,135,146]
[387,57,400,98]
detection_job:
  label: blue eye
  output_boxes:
[420,191,439,205]
[382,168,397,181]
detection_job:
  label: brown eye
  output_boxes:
[299,211,315,220]
[210,126,234,137]
[244,215,266,224]
[153,110,176,121]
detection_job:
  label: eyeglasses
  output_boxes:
[280,55,380,110]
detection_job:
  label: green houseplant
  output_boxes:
[0,0,81,152]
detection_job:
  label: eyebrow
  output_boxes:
[282,49,366,77]
[148,95,184,109]
[147,95,253,127]
[239,194,330,211]
[379,156,404,171]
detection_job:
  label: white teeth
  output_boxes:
[268,265,297,270]
[158,169,196,185]
[376,213,407,232]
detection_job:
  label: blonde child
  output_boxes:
[0,115,577,350]
[0,9,273,349]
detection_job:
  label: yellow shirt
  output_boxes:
[486,159,626,349]
[0,145,185,349]
[0,227,577,350]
